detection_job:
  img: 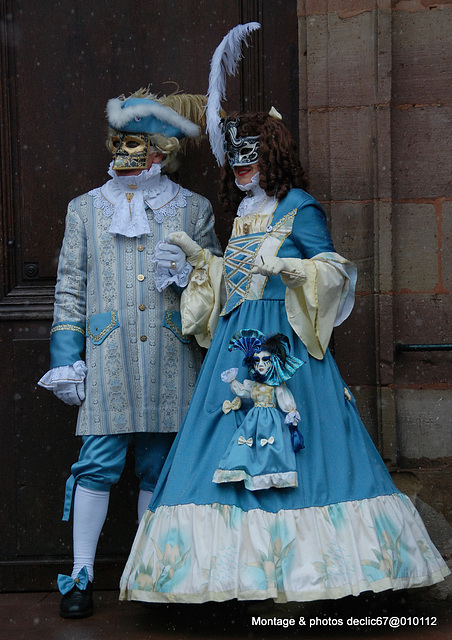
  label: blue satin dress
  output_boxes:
[119,189,449,604]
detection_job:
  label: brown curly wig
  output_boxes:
[219,112,309,216]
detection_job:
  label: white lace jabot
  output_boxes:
[89,163,190,237]
[235,173,277,218]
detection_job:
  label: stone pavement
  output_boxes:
[1,589,451,640]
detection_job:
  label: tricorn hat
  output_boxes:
[106,90,207,140]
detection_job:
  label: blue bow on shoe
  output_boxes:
[57,566,89,595]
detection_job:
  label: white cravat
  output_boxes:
[102,163,179,237]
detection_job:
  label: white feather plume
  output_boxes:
[206,22,261,166]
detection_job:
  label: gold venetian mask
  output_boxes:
[107,130,151,171]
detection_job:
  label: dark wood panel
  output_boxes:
[0,0,299,591]
[15,1,243,276]
[0,323,16,560]
[2,0,246,307]
[1,326,150,588]
[2,0,300,309]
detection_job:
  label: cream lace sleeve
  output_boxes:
[285,252,357,360]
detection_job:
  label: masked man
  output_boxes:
[38,88,221,619]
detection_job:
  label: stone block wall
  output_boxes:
[297,0,452,526]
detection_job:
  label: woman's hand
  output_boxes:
[252,255,288,276]
[167,232,202,264]
[252,256,307,288]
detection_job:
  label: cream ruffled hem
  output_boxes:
[121,569,450,605]
[119,494,450,604]
[212,468,298,490]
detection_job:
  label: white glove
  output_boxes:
[167,231,203,265]
[154,241,187,274]
[38,360,87,406]
[285,410,301,425]
[252,255,289,276]
[252,256,306,288]
[220,367,239,383]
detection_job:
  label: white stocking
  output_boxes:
[72,484,110,582]
[137,489,153,522]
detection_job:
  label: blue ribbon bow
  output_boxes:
[289,424,305,453]
[57,566,89,595]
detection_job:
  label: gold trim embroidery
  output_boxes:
[231,211,272,237]
[86,311,118,342]
[221,208,298,316]
[50,324,85,336]
[164,310,189,342]
[312,268,324,356]
[147,185,181,210]
[254,402,277,408]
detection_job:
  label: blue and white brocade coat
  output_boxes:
[49,186,221,436]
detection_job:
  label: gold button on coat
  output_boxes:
[137,274,145,281]
[139,304,146,311]
[137,245,144,252]
[140,335,147,342]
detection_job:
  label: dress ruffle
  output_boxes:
[212,468,298,489]
[120,493,449,604]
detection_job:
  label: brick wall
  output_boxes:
[297,0,452,523]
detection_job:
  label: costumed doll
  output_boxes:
[37,88,221,618]
[213,330,305,490]
[120,25,449,605]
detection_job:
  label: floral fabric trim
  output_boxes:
[119,493,450,604]
[149,187,190,223]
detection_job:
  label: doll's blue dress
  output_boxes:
[213,380,299,490]
[120,189,449,603]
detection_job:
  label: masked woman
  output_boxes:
[119,110,449,604]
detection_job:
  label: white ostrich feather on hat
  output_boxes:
[106,96,201,138]
[206,22,261,166]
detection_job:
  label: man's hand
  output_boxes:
[154,242,187,274]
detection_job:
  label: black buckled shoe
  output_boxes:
[59,581,93,619]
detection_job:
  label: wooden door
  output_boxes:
[0,0,298,591]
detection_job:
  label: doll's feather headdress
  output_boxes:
[228,329,264,357]
[206,22,261,166]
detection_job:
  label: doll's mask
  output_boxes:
[223,118,260,167]
[252,350,272,377]
[107,130,152,171]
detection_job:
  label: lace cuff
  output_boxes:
[154,263,193,292]
[220,368,239,383]
[285,410,301,425]
[38,360,87,390]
